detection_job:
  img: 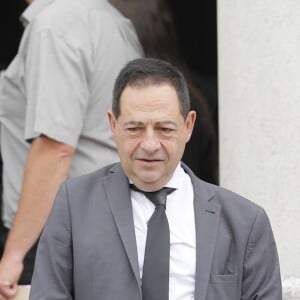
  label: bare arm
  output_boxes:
[0,135,74,298]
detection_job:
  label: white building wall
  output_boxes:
[217,1,300,298]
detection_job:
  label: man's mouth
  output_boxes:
[136,158,163,164]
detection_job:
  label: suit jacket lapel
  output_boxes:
[103,164,141,289]
[182,163,221,300]
[194,188,220,299]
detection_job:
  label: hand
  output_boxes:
[0,256,23,299]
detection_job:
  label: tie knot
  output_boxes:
[130,185,175,209]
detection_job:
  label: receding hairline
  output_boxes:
[122,75,178,89]
[123,77,178,92]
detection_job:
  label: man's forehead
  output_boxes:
[118,83,182,119]
[120,83,177,102]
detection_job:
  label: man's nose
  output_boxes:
[140,129,161,152]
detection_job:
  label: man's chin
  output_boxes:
[139,171,160,183]
[132,169,160,184]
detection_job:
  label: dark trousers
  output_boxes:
[0,221,38,284]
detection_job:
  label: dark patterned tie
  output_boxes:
[131,185,176,300]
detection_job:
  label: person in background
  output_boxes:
[0,0,143,297]
[109,0,218,184]
[30,58,281,300]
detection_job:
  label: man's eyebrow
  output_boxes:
[156,121,178,127]
[123,120,178,127]
[123,121,144,126]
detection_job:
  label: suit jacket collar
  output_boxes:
[103,164,142,293]
[104,162,220,299]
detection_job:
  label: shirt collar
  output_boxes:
[20,0,54,27]
[164,163,185,190]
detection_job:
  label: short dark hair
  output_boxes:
[112,58,190,119]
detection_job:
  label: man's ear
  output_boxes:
[185,110,196,143]
[107,111,117,133]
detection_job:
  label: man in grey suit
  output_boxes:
[30,58,281,300]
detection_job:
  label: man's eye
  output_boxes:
[127,127,141,132]
[160,128,173,133]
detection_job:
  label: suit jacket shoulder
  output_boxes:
[181,162,281,299]
[65,162,123,191]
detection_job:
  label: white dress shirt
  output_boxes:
[131,164,196,299]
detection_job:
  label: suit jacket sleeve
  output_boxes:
[241,208,282,299]
[30,183,74,300]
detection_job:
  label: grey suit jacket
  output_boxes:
[30,162,282,299]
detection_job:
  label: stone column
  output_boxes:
[217,1,300,299]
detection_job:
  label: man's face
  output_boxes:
[108,83,196,191]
